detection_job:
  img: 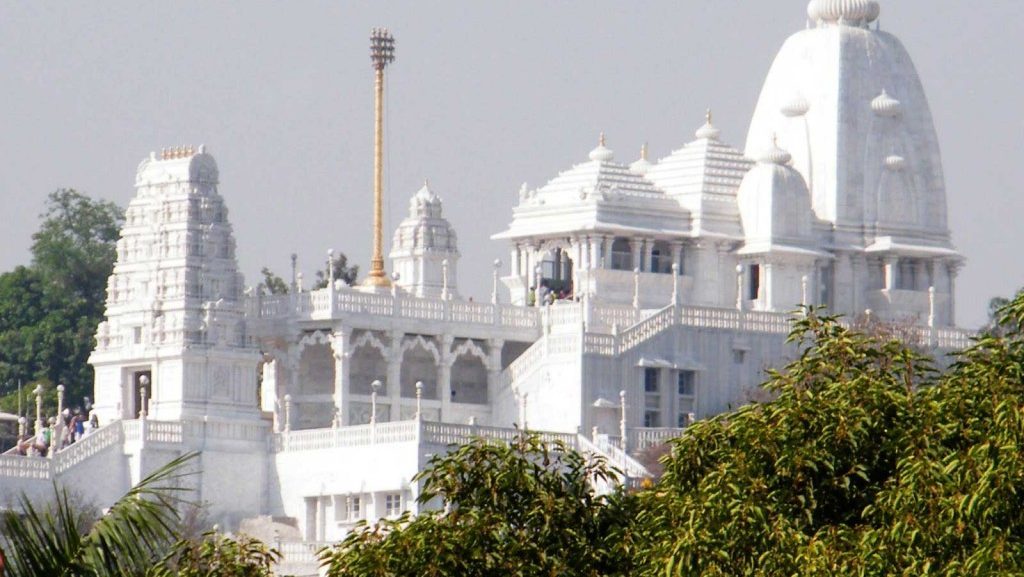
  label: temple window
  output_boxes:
[676,371,696,427]
[748,264,761,301]
[450,353,487,404]
[650,241,673,274]
[400,343,438,399]
[610,238,633,271]
[350,343,387,396]
[643,368,661,427]
[384,493,403,518]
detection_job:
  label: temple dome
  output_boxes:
[737,141,815,245]
[807,0,880,26]
[588,133,614,162]
[746,2,954,251]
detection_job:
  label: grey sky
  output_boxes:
[1,1,1020,329]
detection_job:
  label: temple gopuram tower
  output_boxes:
[89,146,261,424]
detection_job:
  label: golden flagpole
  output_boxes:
[365,28,395,288]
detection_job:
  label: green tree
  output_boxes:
[0,454,192,577]
[259,267,289,295]
[0,190,123,411]
[31,189,123,316]
[320,434,638,577]
[637,301,1024,576]
[150,530,279,577]
[314,253,359,289]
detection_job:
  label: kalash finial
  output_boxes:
[640,142,648,161]
[599,131,606,147]
[706,108,712,125]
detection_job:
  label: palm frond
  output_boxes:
[0,452,198,577]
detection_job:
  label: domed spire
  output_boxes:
[629,142,652,175]
[695,109,721,140]
[415,178,438,202]
[588,132,615,162]
[807,0,880,26]
[871,89,902,117]
[759,135,793,165]
[780,95,810,117]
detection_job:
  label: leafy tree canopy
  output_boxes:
[635,301,1024,576]
[315,253,359,289]
[0,190,123,413]
[320,434,640,577]
[259,267,289,296]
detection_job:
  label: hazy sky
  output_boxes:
[1,1,1021,329]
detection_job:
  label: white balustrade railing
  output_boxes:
[53,422,124,473]
[629,427,684,452]
[619,305,676,352]
[545,303,583,328]
[250,288,541,334]
[145,421,184,444]
[0,454,52,480]
[590,304,640,331]
[500,336,546,388]
[582,333,616,355]
[123,420,141,442]
[593,436,652,479]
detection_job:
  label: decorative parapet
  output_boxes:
[249,289,540,334]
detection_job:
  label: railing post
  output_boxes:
[619,390,627,453]
[928,286,937,347]
[633,268,641,309]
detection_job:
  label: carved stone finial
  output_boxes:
[599,132,606,147]
[706,108,712,124]
[640,142,648,161]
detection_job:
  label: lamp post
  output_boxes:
[619,390,627,452]
[415,381,423,420]
[441,259,450,301]
[364,27,396,288]
[327,248,335,288]
[56,384,65,419]
[33,385,43,439]
[491,259,502,304]
[632,268,640,309]
[671,263,679,305]
[371,379,382,425]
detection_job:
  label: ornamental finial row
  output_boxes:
[161,146,196,160]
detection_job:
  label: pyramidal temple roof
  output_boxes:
[644,114,754,238]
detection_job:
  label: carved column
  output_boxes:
[883,257,897,291]
[387,331,403,422]
[629,238,642,272]
[589,236,601,270]
[329,327,352,426]
[671,241,684,276]
[487,339,504,412]
[439,334,455,421]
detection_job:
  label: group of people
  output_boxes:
[527,283,576,306]
[13,406,100,457]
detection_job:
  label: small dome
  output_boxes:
[871,90,902,117]
[885,155,906,171]
[780,95,810,117]
[414,181,439,203]
[589,133,615,162]
[629,143,652,175]
[759,139,793,165]
[807,0,880,25]
[695,109,721,140]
